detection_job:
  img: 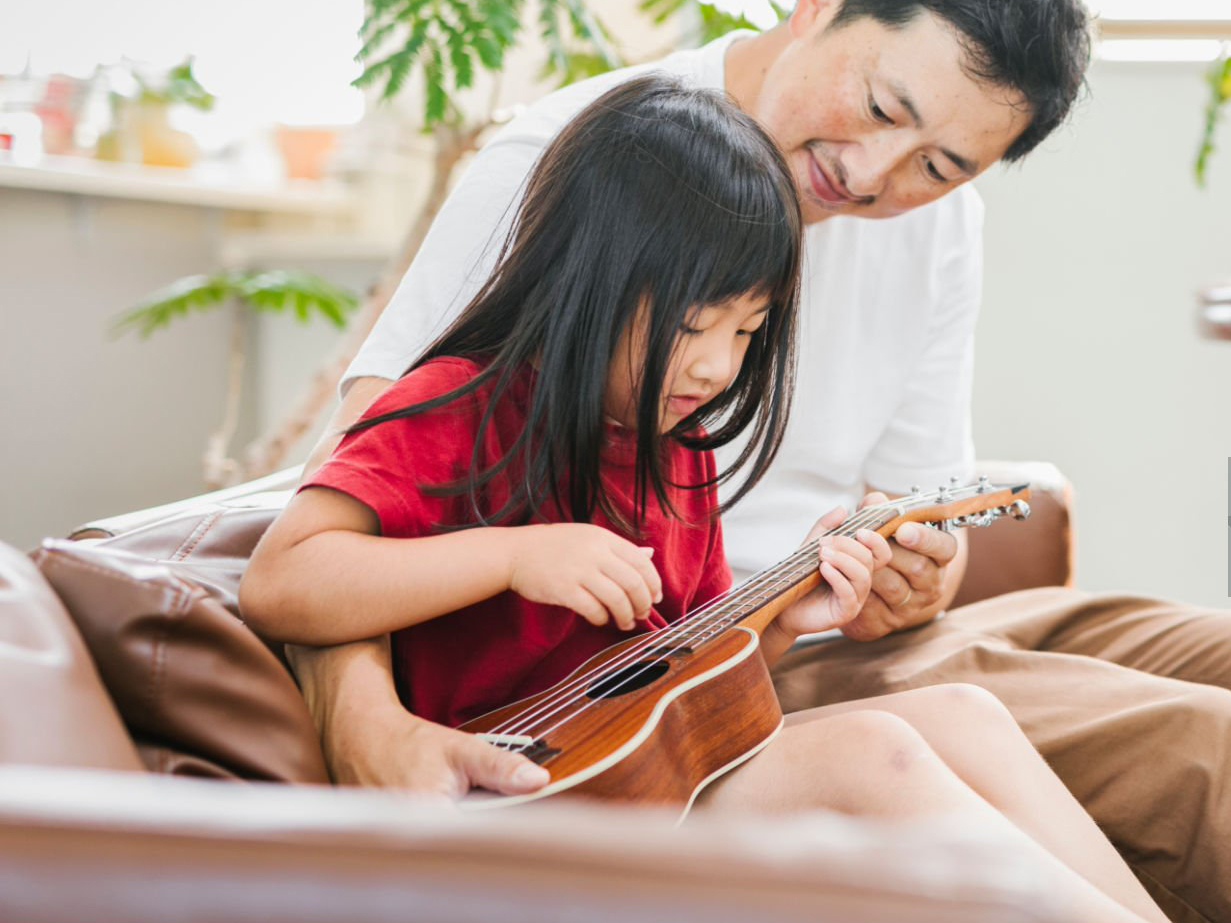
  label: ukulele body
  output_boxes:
[458,624,783,819]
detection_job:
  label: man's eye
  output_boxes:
[924,157,950,183]
[869,96,892,124]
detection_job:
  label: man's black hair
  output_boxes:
[830,0,1091,161]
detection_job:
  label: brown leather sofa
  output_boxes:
[0,461,1073,922]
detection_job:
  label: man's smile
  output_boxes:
[804,145,874,212]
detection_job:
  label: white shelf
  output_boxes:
[0,152,353,215]
[218,230,396,267]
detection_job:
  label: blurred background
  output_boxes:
[0,0,1228,606]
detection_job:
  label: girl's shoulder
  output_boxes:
[363,356,491,419]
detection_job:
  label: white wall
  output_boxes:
[974,59,1231,607]
[0,191,255,549]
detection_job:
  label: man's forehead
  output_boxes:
[858,17,1030,171]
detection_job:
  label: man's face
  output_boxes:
[747,0,1032,223]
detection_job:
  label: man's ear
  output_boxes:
[788,0,839,39]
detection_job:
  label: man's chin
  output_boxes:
[800,195,858,224]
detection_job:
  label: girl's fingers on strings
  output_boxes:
[566,587,612,627]
[585,573,639,630]
[819,545,873,601]
[617,542,663,603]
[819,560,859,619]
[855,528,894,567]
[825,535,874,571]
[600,558,655,619]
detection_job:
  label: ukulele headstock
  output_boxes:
[869,477,1032,538]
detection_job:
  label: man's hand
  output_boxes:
[287,637,549,801]
[838,491,967,642]
[330,703,551,802]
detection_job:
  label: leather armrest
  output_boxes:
[0,766,1065,923]
[953,461,1074,610]
[0,543,143,772]
[69,466,302,540]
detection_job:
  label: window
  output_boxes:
[0,0,365,136]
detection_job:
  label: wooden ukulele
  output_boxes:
[459,478,1031,819]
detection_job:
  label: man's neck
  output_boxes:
[723,24,791,116]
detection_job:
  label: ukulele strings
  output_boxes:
[487,483,989,745]
[483,498,905,743]
[507,530,853,745]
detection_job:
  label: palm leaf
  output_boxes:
[114,270,358,339]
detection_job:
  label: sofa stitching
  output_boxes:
[38,547,185,592]
[150,582,196,721]
[171,509,223,562]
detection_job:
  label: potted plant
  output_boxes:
[96,57,215,167]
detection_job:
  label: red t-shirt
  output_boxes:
[305,356,732,727]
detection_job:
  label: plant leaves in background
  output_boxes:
[356,0,622,128]
[113,270,358,339]
[1195,52,1231,187]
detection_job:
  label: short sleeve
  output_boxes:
[306,359,486,537]
[861,191,982,493]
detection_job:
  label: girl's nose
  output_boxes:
[690,342,735,387]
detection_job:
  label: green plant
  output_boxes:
[355,0,622,126]
[641,0,785,45]
[131,57,216,111]
[127,0,765,487]
[1195,51,1231,186]
[115,271,357,487]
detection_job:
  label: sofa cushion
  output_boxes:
[0,541,143,771]
[33,528,328,784]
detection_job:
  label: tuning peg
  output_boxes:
[977,475,989,493]
[910,485,921,497]
[1008,500,1031,521]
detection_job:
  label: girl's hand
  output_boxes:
[507,523,664,630]
[774,510,893,638]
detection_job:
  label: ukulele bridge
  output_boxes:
[476,733,561,766]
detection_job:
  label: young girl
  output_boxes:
[242,75,1166,923]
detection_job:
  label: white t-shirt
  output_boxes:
[343,32,980,582]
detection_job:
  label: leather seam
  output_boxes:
[171,509,223,561]
[37,547,184,591]
[151,583,196,719]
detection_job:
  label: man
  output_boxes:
[289,2,1231,920]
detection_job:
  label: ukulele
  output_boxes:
[459,478,1032,819]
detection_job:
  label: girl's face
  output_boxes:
[604,291,771,433]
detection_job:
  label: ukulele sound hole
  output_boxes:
[586,660,671,699]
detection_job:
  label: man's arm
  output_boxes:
[301,376,392,477]
[285,375,547,793]
[286,635,547,794]
[836,488,968,642]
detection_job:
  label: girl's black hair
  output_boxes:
[351,72,803,532]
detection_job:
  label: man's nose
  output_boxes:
[842,134,915,199]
